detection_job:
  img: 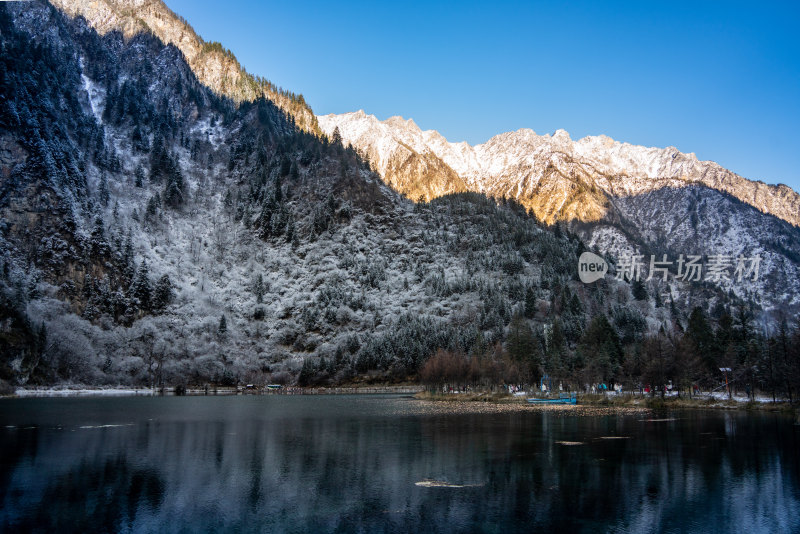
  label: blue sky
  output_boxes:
[165,0,800,191]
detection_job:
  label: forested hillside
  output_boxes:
[0,1,798,399]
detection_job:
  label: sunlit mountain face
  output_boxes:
[318,111,800,227]
[319,111,800,311]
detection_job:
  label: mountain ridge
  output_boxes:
[50,0,319,134]
[318,110,800,227]
[318,110,800,311]
[1,0,798,394]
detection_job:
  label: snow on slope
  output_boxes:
[318,111,800,227]
[319,111,800,310]
[50,0,318,132]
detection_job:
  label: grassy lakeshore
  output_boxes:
[413,391,524,403]
[579,393,797,413]
[6,386,799,422]
[412,390,651,416]
[414,390,799,417]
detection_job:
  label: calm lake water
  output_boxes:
[1,395,798,533]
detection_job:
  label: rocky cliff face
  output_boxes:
[50,0,319,133]
[319,111,800,228]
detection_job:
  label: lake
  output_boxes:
[1,395,798,533]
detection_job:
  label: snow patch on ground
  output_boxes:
[79,57,105,123]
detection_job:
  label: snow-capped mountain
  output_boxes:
[1,0,797,391]
[318,111,800,227]
[318,111,800,310]
[2,0,604,387]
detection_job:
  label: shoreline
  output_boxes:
[414,390,799,416]
[4,385,424,398]
[4,386,798,418]
[5,386,799,423]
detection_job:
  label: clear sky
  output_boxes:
[164,0,800,191]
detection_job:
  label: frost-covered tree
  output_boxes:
[134,165,144,188]
[163,164,185,207]
[98,173,109,207]
[632,279,648,301]
[524,286,537,319]
[145,193,161,221]
[90,216,106,256]
[218,315,227,339]
[253,273,265,303]
[131,261,152,311]
[331,126,342,146]
[152,274,174,313]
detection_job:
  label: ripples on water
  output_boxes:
[0,395,798,533]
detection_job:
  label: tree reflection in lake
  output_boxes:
[0,396,798,533]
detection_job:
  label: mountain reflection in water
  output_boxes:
[1,395,798,533]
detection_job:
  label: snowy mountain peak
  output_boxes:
[316,109,800,311]
[318,111,800,227]
[384,115,420,132]
[552,128,571,142]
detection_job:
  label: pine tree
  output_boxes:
[643,328,675,398]
[549,319,565,358]
[524,286,537,318]
[27,270,40,300]
[132,260,152,311]
[149,136,167,182]
[98,173,109,207]
[687,307,715,372]
[122,231,135,280]
[297,358,316,386]
[134,165,144,188]
[83,299,98,321]
[578,314,623,383]
[285,216,295,244]
[274,174,283,203]
[785,321,800,403]
[163,162,184,208]
[331,126,342,146]
[146,194,161,220]
[36,322,47,356]
[223,189,233,212]
[152,274,174,312]
[253,273,265,303]
[569,293,583,315]
[218,314,227,338]
[98,278,112,315]
[507,314,538,381]
[132,124,149,152]
[632,279,648,301]
[90,216,105,256]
